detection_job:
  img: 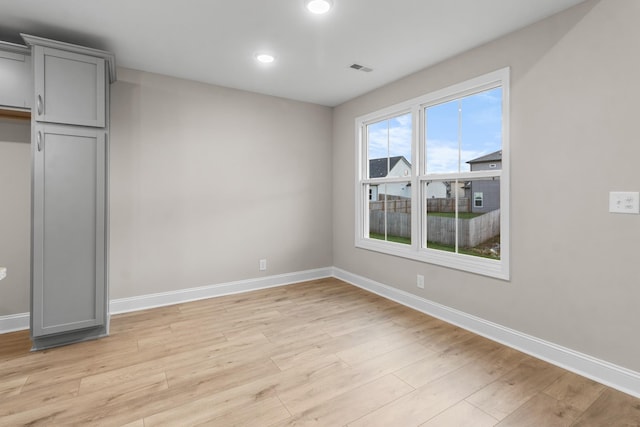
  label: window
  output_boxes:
[356,69,509,279]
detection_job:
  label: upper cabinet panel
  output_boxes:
[33,46,105,127]
[0,42,32,110]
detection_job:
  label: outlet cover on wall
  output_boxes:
[0,267,6,281]
[609,191,640,214]
[417,274,425,289]
[259,259,267,271]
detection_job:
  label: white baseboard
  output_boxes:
[3,265,639,399]
[332,267,640,399]
[0,312,29,333]
[0,267,333,334]
[109,267,334,314]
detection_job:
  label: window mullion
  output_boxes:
[355,67,510,280]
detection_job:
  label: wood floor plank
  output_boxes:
[543,371,606,411]
[348,353,520,427]
[495,392,581,427]
[271,374,414,427]
[419,400,498,427]
[0,374,27,398]
[466,358,566,420]
[0,278,638,425]
[571,388,640,426]
[0,378,81,417]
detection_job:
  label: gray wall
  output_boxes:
[0,68,333,315]
[2,0,639,380]
[0,117,30,315]
[332,0,640,372]
[109,68,333,299]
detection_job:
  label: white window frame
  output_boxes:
[355,68,510,280]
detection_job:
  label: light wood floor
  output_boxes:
[1,278,639,426]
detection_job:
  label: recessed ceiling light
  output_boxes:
[255,53,275,64]
[305,0,333,14]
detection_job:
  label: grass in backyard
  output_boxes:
[369,233,411,245]
[369,233,500,260]
[427,212,482,219]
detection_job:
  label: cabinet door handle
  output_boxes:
[37,131,42,152]
[37,95,43,116]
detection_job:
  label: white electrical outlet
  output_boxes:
[259,259,267,271]
[417,274,424,289]
[609,192,640,214]
[0,267,6,281]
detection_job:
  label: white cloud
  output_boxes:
[426,139,484,173]
[367,118,412,161]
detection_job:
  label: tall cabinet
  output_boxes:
[22,34,116,350]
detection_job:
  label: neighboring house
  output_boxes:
[425,181,447,199]
[466,150,501,213]
[368,156,411,201]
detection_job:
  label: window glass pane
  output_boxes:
[424,178,500,258]
[461,177,501,259]
[367,113,412,179]
[425,87,502,174]
[460,87,502,170]
[425,100,459,174]
[369,183,412,245]
[424,180,462,252]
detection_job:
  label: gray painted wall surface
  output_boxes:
[332,0,640,372]
[0,118,31,315]
[2,0,639,381]
[0,68,333,316]
[108,68,333,299]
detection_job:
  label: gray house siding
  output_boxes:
[470,179,500,213]
[467,150,501,214]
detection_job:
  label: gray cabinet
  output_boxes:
[31,125,106,338]
[22,34,116,350]
[32,46,105,127]
[0,41,32,110]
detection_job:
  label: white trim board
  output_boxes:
[332,267,640,399]
[2,265,639,400]
[0,312,29,333]
[110,267,333,314]
[0,267,333,334]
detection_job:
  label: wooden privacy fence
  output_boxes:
[426,197,470,214]
[370,197,471,214]
[369,211,411,239]
[369,209,500,248]
[369,198,411,213]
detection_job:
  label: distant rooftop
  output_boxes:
[369,156,409,178]
[467,150,502,164]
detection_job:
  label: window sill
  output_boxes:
[355,238,510,281]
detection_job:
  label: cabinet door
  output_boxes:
[33,46,105,127]
[32,124,106,337]
[0,49,32,110]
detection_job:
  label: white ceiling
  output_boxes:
[0,0,586,106]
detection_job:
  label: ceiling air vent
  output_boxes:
[350,63,373,73]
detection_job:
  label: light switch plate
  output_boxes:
[609,192,640,214]
[0,267,6,281]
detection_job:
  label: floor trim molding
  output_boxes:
[332,267,640,399]
[0,267,333,334]
[3,266,639,399]
[0,312,29,334]
[109,267,334,315]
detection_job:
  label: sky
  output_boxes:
[367,87,502,175]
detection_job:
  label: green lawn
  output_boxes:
[427,212,482,219]
[370,233,411,245]
[369,233,499,259]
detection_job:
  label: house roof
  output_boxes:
[467,150,502,164]
[369,156,408,178]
